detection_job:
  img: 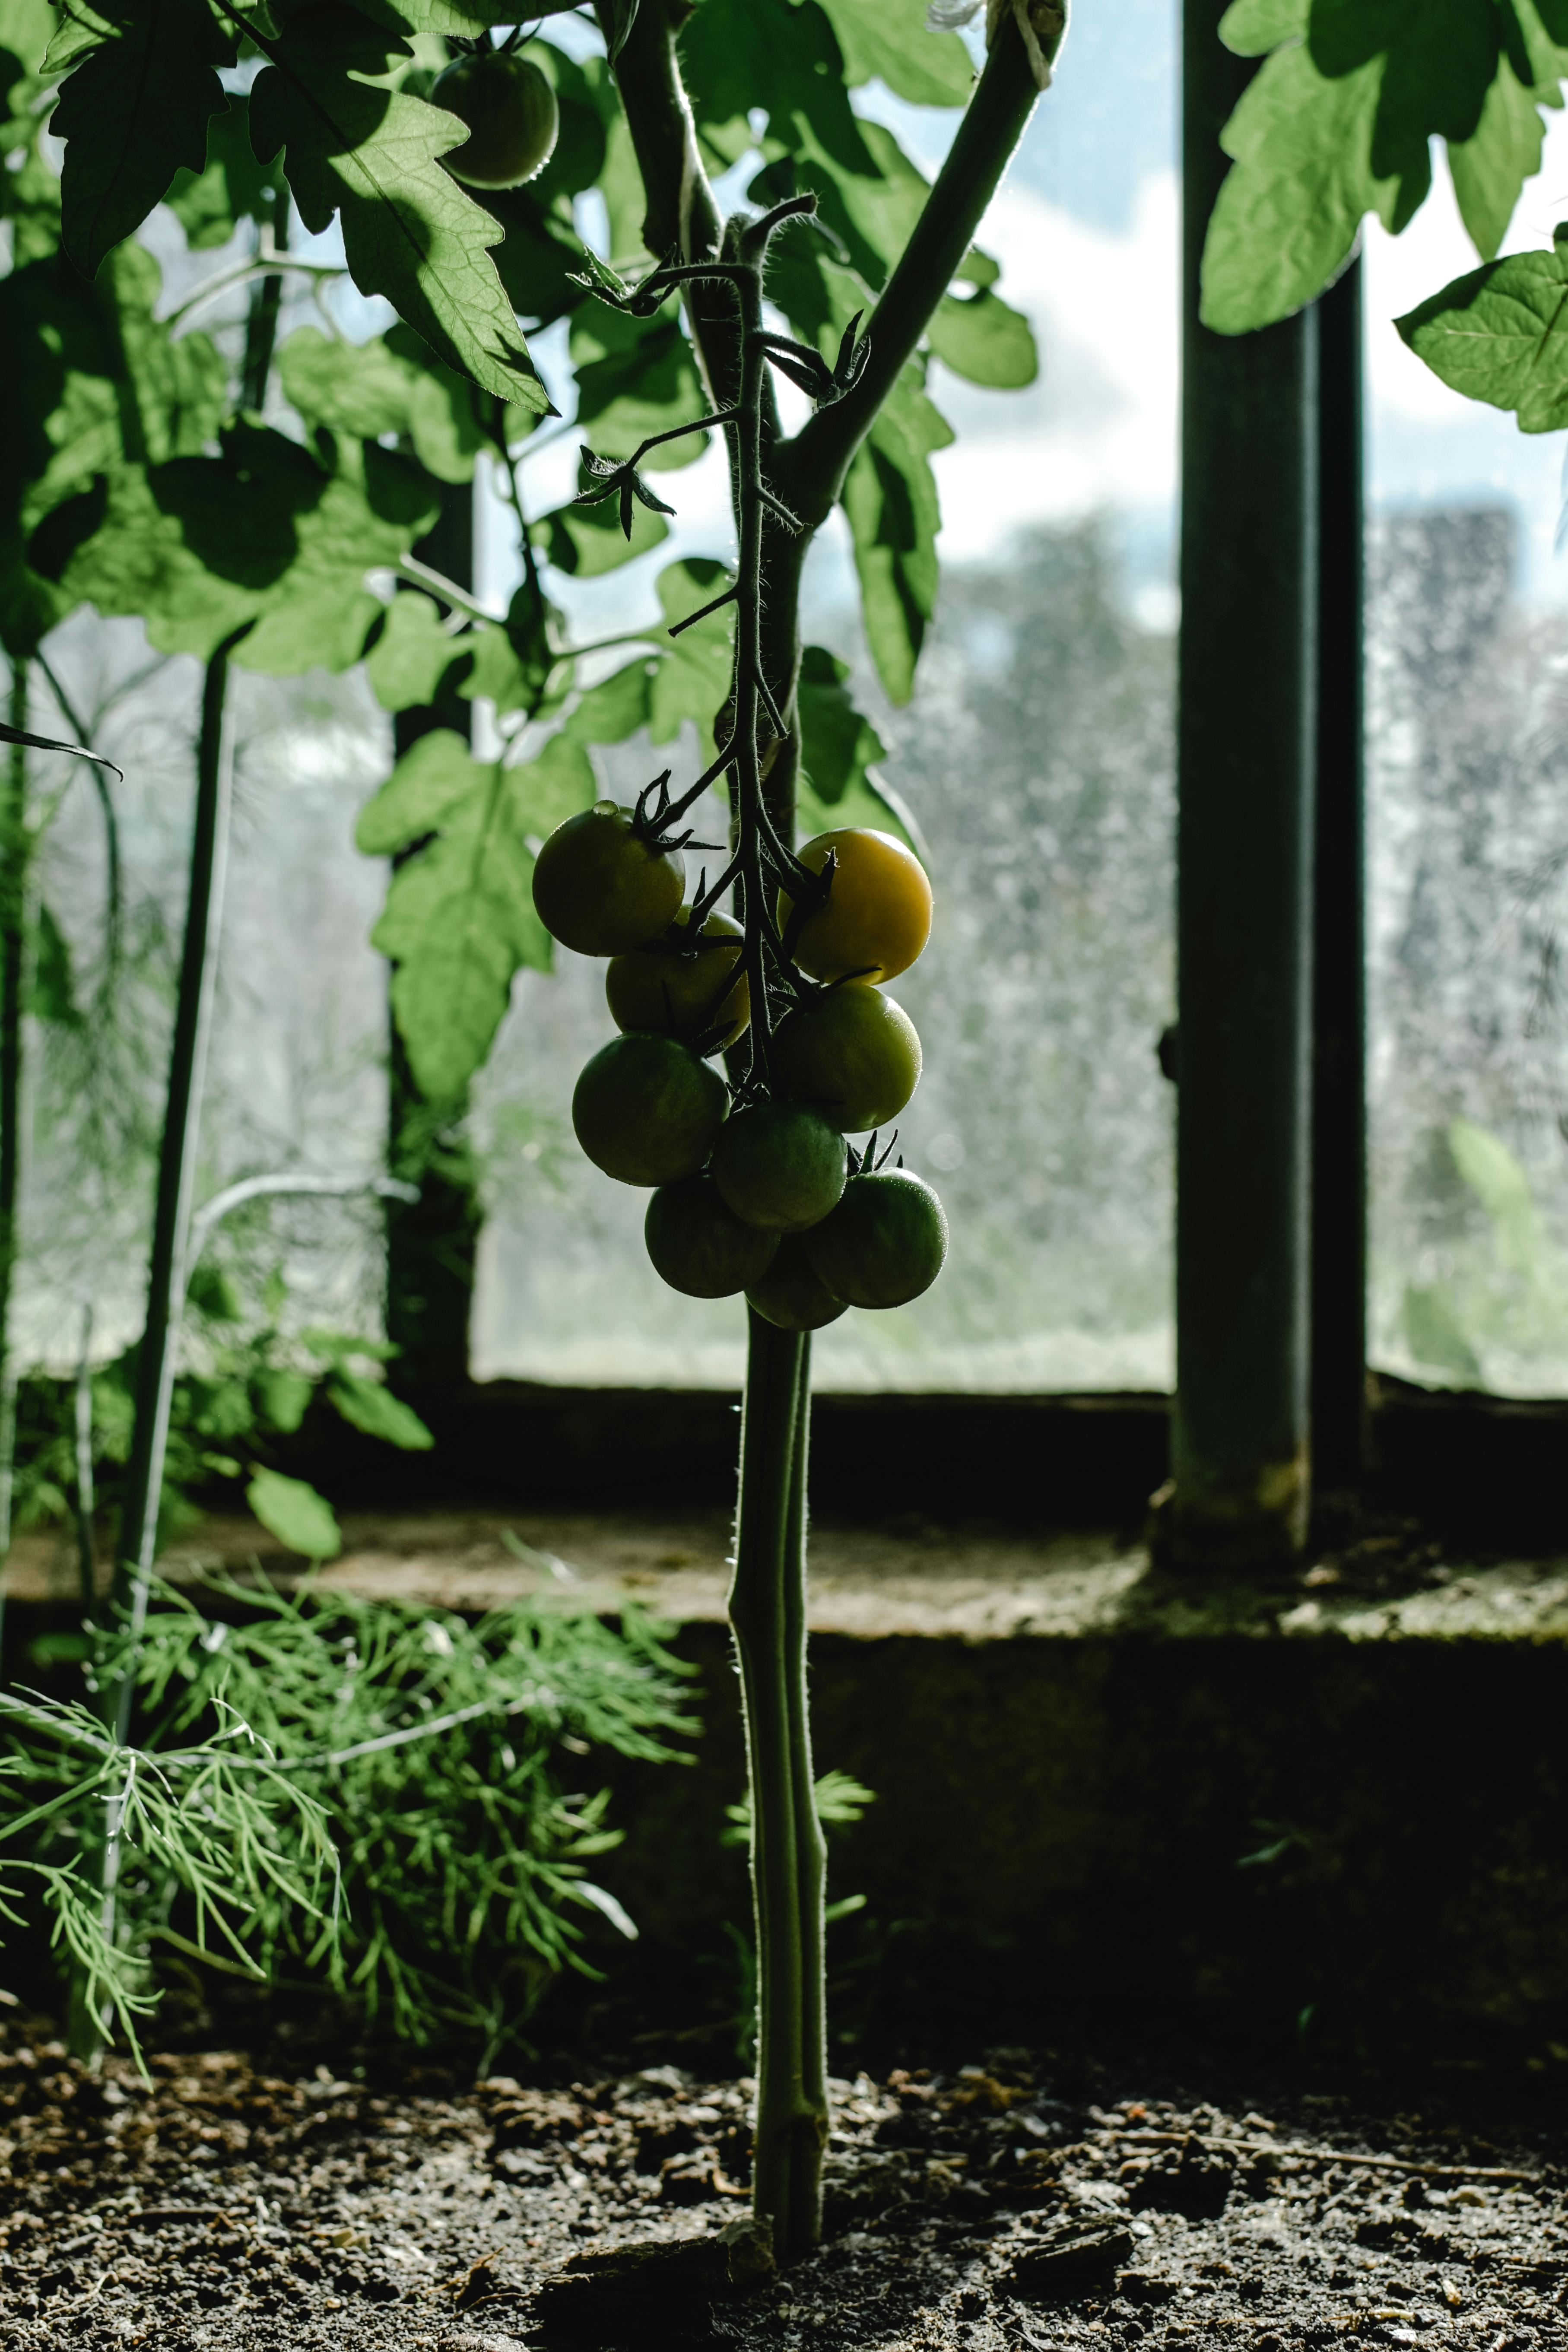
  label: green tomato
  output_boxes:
[774,981,921,1134]
[746,1235,848,1331]
[803,1168,948,1308]
[533,802,685,958]
[432,51,559,190]
[645,1173,779,1298]
[607,906,749,1053]
[711,1103,847,1232]
[573,1033,727,1187]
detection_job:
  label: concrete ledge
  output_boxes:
[12,1505,1568,1644]
[10,1508,1568,2052]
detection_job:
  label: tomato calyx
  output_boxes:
[444,25,521,52]
[846,1127,903,1177]
[630,767,725,863]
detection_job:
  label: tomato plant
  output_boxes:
[1,0,1070,2262]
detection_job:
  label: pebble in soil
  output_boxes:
[0,2020,1563,2349]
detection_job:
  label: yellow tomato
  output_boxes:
[776,828,932,984]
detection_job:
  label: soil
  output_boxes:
[3,2022,1565,2352]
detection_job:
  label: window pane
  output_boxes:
[1366,154,1568,1396]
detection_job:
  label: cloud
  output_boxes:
[927,172,1180,561]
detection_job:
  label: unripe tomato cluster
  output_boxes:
[531,801,948,1330]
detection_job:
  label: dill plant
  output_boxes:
[2,1571,693,2064]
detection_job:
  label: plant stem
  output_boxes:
[729,1311,825,2260]
[592,9,1058,2260]
[34,653,122,984]
[0,666,29,1683]
[783,1330,827,2186]
[781,10,1047,521]
[241,185,292,414]
[108,628,248,1726]
[75,1305,96,1620]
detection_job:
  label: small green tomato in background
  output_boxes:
[533,802,685,957]
[431,50,559,190]
[804,1168,948,1309]
[572,1033,727,1187]
[774,981,921,1134]
[607,907,750,1052]
[646,1173,779,1298]
[746,1235,848,1331]
[711,1104,847,1232]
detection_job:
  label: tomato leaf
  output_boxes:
[325,1368,434,1448]
[364,590,473,711]
[927,284,1037,388]
[279,323,487,482]
[796,645,887,804]
[793,644,918,852]
[247,1466,342,1560]
[47,424,439,669]
[682,0,876,177]
[1201,0,1568,333]
[46,0,237,277]
[457,588,553,718]
[1448,31,1565,261]
[1,242,226,651]
[359,728,595,1097]
[1395,241,1568,430]
[248,1,551,410]
[814,0,972,102]
[571,303,708,471]
[166,95,276,249]
[564,658,655,746]
[842,362,952,707]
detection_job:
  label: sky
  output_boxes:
[464,8,1568,652]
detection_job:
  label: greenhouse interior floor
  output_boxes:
[8,1512,1568,2344]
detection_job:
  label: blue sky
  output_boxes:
[463,15,1568,633]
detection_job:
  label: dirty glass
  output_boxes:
[1365,159,1568,1398]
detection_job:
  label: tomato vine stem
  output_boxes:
[590,0,1053,2261]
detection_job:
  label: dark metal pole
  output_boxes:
[386,482,481,1403]
[1169,0,1318,1569]
[1310,258,1367,1511]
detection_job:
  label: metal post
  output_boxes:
[386,482,481,1403]
[1169,0,1318,1569]
[1310,259,1367,1509]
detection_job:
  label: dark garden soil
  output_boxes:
[2,2017,1565,2352]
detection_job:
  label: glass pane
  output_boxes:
[472,5,1180,1393]
[23,626,390,1365]
[1365,148,1568,1397]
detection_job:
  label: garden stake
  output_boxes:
[108,625,252,1732]
[75,1303,97,1620]
[0,665,30,1680]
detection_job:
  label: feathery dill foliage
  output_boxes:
[1,1576,694,2063]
